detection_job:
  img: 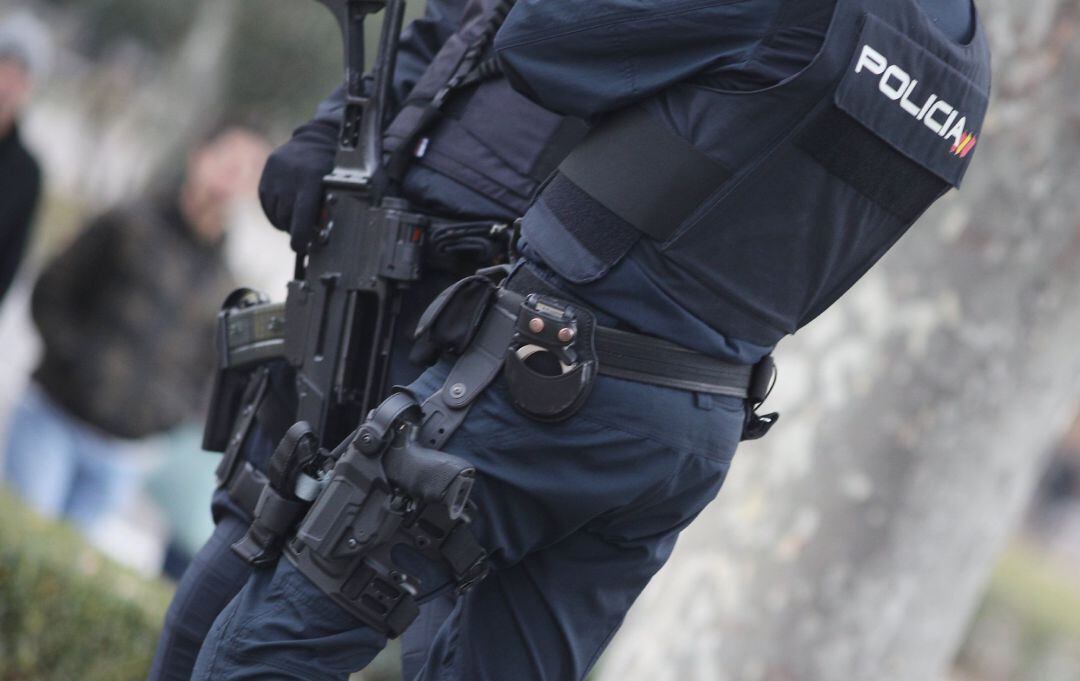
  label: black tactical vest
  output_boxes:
[384,0,586,218]
[522,0,991,348]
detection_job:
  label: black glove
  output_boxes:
[259,119,338,254]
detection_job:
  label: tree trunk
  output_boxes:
[599,2,1080,680]
[90,0,239,201]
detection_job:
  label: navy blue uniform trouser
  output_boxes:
[148,441,452,681]
[191,355,746,680]
[148,274,458,681]
[147,484,259,681]
[148,433,448,681]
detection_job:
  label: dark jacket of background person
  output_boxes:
[0,124,41,302]
[30,198,234,439]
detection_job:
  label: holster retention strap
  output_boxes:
[231,422,325,566]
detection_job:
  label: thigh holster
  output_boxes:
[282,392,488,638]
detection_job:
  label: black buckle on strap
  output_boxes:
[456,554,490,594]
[742,356,779,441]
[226,463,268,518]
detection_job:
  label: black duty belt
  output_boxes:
[221,261,778,517]
[417,265,778,446]
[504,267,773,402]
[221,269,773,402]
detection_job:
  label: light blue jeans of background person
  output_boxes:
[2,382,143,533]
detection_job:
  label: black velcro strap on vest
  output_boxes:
[796,107,949,223]
[541,173,641,266]
[557,106,731,242]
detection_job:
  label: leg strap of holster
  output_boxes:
[417,286,522,449]
[214,366,271,497]
[215,360,300,518]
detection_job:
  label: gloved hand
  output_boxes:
[258,119,338,254]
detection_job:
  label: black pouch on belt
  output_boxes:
[410,267,508,366]
[504,294,598,422]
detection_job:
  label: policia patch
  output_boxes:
[836,13,990,187]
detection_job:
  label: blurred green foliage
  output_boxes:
[955,542,1080,680]
[0,489,172,681]
[984,542,1080,641]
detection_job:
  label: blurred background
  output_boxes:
[0,0,346,573]
[0,1,1077,680]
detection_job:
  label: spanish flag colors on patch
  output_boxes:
[951,132,977,158]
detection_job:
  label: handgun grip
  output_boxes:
[384,439,476,519]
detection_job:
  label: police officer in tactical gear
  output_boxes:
[149,1,584,679]
[192,0,991,679]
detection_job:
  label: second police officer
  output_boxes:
[193,0,991,679]
[149,0,586,679]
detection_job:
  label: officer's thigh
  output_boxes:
[401,592,457,681]
[407,368,744,680]
[148,496,254,681]
[148,426,276,681]
[189,365,743,681]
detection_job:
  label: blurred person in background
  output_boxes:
[0,12,49,306]
[1,123,269,539]
[150,0,591,677]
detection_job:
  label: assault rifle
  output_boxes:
[205,0,434,453]
[284,0,427,448]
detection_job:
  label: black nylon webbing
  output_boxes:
[215,367,270,487]
[385,0,517,184]
[557,106,731,242]
[594,328,753,399]
[796,107,949,223]
[505,267,755,398]
[227,463,268,518]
